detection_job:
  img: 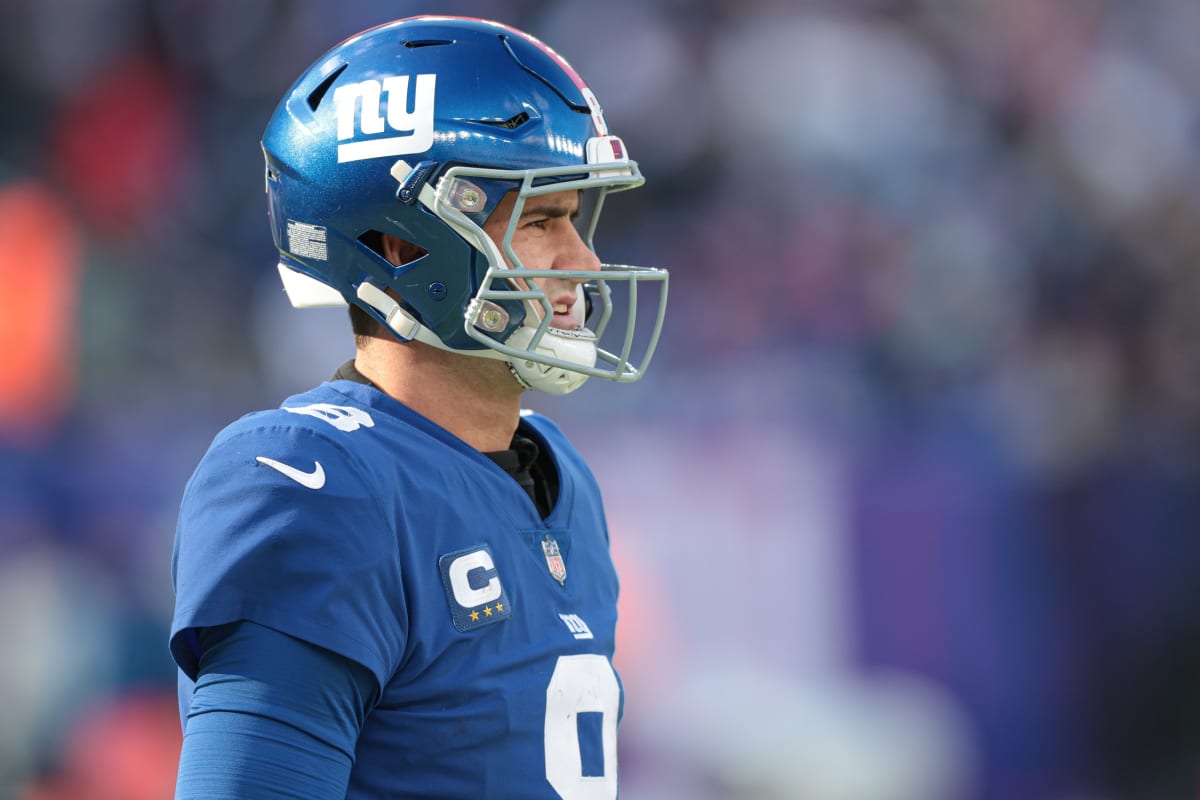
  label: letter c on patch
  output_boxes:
[448,549,502,608]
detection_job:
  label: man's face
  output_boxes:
[482,189,601,330]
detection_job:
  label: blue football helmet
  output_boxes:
[262,15,668,394]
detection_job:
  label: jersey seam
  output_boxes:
[174,599,391,679]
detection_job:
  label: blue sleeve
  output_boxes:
[170,422,408,689]
[175,621,377,800]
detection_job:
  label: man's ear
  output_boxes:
[381,234,428,267]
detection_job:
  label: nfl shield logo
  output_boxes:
[541,535,567,585]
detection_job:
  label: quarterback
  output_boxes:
[170,15,668,799]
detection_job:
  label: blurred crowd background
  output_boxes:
[2,0,1199,798]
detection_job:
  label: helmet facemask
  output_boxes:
[398,154,669,395]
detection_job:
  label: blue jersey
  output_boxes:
[170,380,622,799]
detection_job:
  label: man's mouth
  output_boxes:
[551,302,575,328]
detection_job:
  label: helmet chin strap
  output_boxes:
[355,281,595,395]
[492,283,596,395]
[504,324,596,395]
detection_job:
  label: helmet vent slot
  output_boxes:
[307,63,348,111]
[477,111,531,130]
[404,39,454,48]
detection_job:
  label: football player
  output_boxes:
[170,15,668,800]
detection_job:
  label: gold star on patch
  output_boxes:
[469,610,480,621]
[483,606,493,616]
[495,602,504,613]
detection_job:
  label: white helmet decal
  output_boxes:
[333,74,437,163]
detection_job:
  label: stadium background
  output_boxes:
[1,1,1199,798]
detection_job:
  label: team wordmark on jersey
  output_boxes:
[558,613,594,640]
[283,403,375,432]
[333,75,437,163]
[438,545,512,632]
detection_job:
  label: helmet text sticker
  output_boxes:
[286,220,328,260]
[333,75,437,163]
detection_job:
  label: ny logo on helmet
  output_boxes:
[333,74,437,163]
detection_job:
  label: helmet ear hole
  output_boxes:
[358,231,428,267]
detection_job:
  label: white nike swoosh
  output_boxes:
[255,456,326,490]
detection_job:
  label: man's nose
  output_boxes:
[554,228,601,274]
